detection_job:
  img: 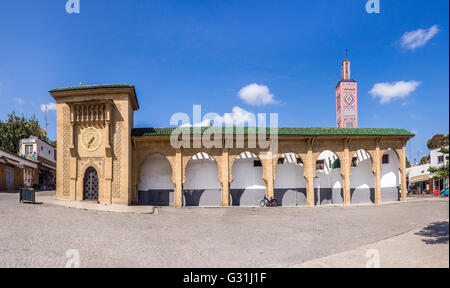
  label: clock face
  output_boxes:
[81,127,102,152]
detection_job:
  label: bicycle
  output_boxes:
[260,196,278,207]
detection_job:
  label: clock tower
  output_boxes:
[336,52,358,128]
[50,84,139,205]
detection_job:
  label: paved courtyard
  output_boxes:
[0,192,448,268]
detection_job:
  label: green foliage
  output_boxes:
[427,134,449,150]
[0,111,49,154]
[420,155,430,164]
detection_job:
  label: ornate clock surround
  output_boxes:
[81,127,102,152]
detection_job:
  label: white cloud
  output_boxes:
[369,81,420,104]
[181,119,212,127]
[238,83,277,106]
[41,102,57,112]
[213,106,260,126]
[400,25,439,50]
[184,107,260,127]
[13,97,25,105]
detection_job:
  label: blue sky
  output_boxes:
[0,0,448,162]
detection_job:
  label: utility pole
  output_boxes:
[44,105,48,135]
[409,139,412,166]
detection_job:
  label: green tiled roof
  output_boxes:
[49,84,139,110]
[132,127,414,137]
[49,84,135,93]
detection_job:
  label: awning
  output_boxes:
[3,158,24,169]
[39,161,56,171]
[410,174,431,184]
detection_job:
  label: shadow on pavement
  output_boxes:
[415,221,449,245]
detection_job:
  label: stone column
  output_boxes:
[305,139,315,207]
[69,157,77,202]
[104,157,113,204]
[221,148,230,206]
[373,141,382,205]
[104,103,113,204]
[263,151,275,200]
[342,139,351,205]
[305,176,315,207]
[400,141,408,202]
[69,105,77,201]
[174,148,184,207]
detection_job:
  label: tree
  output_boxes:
[406,158,411,168]
[427,134,449,150]
[420,155,430,164]
[0,112,49,154]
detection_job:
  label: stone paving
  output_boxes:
[0,191,448,267]
[35,191,155,214]
[293,220,449,268]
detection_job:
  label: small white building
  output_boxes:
[19,136,56,189]
[429,146,448,192]
[19,136,56,164]
[406,163,431,194]
[406,145,448,194]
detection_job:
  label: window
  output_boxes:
[25,145,33,155]
[24,169,32,186]
[297,157,303,165]
[277,158,285,165]
[54,150,56,161]
[351,157,358,167]
[254,160,262,167]
[438,156,444,164]
[316,160,325,170]
[382,154,389,164]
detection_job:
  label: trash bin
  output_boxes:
[20,188,36,204]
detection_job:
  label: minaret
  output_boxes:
[336,50,358,128]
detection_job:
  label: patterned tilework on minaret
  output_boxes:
[336,52,358,128]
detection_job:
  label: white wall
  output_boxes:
[350,149,374,189]
[430,146,449,167]
[37,138,56,163]
[231,152,265,189]
[381,149,400,188]
[184,153,220,190]
[316,150,343,189]
[407,163,431,179]
[315,150,343,204]
[275,153,305,189]
[138,154,174,190]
